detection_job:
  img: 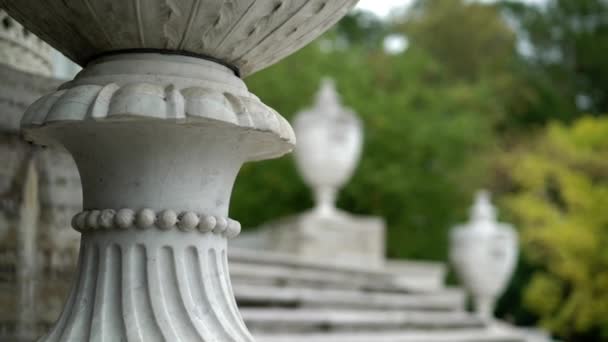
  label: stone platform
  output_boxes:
[234,210,386,268]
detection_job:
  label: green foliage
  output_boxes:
[496,117,608,340]
[501,0,608,116]
[404,0,517,81]
[228,0,608,337]
[336,10,387,49]
[397,0,556,133]
[232,31,501,260]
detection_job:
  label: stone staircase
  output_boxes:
[229,247,529,342]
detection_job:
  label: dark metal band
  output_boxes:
[87,48,241,77]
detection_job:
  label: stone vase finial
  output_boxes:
[449,190,519,322]
[293,79,363,216]
[2,1,358,340]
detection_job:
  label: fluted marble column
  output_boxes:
[48,226,247,341]
[1,0,359,340]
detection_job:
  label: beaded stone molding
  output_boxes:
[71,208,241,238]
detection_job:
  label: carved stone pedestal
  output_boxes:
[2,1,358,339]
[256,211,386,268]
[22,52,294,341]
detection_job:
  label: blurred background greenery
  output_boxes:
[229,1,608,341]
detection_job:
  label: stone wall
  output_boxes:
[0,63,80,341]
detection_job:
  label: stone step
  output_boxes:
[254,329,526,342]
[229,248,445,292]
[229,263,427,293]
[233,284,465,311]
[241,308,485,333]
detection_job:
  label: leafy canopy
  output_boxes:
[498,117,608,340]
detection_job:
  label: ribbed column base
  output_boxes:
[42,230,253,342]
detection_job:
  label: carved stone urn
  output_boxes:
[241,79,384,268]
[1,1,358,340]
[450,190,518,321]
[293,79,363,216]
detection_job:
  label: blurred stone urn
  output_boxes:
[293,79,363,217]
[450,190,518,321]
[1,0,358,340]
[236,79,385,268]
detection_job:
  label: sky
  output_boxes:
[356,0,415,17]
[356,0,547,17]
[355,0,549,54]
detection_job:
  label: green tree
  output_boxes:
[496,117,608,341]
[501,0,608,117]
[232,16,503,261]
[336,10,387,49]
[403,0,517,81]
[395,0,553,132]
